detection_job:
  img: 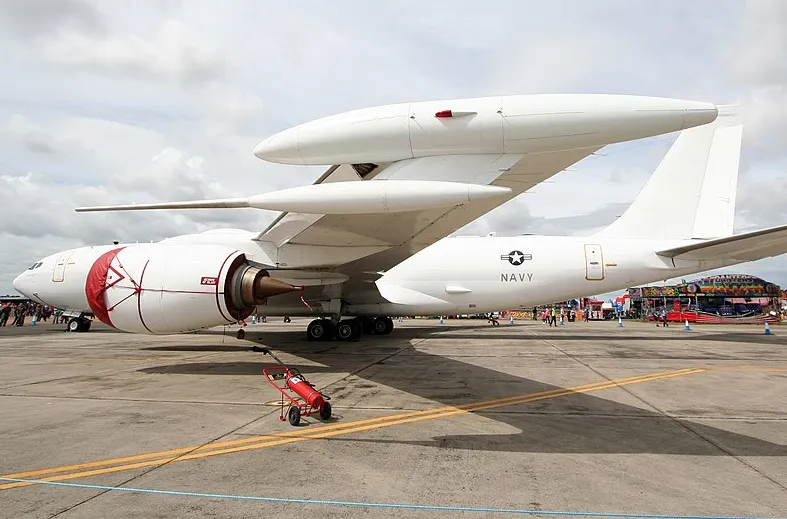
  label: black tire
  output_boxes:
[319,401,332,421]
[373,316,394,335]
[335,321,355,341]
[372,317,388,334]
[236,329,246,340]
[307,319,329,341]
[348,318,362,340]
[79,320,91,332]
[68,318,80,333]
[288,406,301,426]
[361,317,374,335]
[321,320,335,340]
[383,316,394,334]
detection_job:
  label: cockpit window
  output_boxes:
[27,261,43,270]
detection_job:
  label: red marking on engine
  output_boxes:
[85,247,126,328]
[200,277,218,286]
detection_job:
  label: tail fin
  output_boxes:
[595,106,743,240]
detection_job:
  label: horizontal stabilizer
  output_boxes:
[657,223,787,262]
[76,180,512,215]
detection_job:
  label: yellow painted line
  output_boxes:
[4,368,692,481]
[0,368,703,490]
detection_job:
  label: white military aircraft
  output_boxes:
[15,93,761,340]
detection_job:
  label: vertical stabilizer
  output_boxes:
[595,106,742,240]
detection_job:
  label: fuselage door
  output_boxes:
[52,250,75,282]
[584,244,604,281]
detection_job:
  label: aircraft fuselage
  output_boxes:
[12,234,730,326]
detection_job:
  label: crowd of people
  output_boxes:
[534,305,601,326]
[0,302,63,327]
[538,306,577,326]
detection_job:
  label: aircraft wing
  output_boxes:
[73,146,601,281]
[257,148,601,276]
[656,223,787,263]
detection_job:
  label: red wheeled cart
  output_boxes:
[258,347,332,426]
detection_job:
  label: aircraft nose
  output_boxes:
[12,272,28,297]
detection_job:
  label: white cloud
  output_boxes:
[723,0,787,159]
[727,0,787,87]
[41,20,226,84]
[0,0,103,39]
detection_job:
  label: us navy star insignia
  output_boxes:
[500,250,531,266]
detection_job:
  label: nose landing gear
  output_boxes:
[67,317,92,332]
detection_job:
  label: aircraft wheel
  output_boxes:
[360,316,374,335]
[382,316,394,334]
[307,319,332,341]
[335,320,360,342]
[68,318,81,332]
[335,321,353,341]
[349,318,363,340]
[373,316,394,335]
[79,319,91,332]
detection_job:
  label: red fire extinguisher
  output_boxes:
[286,372,324,408]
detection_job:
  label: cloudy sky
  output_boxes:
[0,0,785,297]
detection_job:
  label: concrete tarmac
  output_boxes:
[0,318,785,518]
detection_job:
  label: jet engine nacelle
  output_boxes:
[85,244,298,334]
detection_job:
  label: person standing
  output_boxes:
[13,304,26,326]
[0,303,10,327]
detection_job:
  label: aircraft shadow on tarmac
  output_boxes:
[138,325,787,456]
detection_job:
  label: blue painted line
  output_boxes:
[1,477,783,519]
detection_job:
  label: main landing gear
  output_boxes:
[306,316,394,342]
